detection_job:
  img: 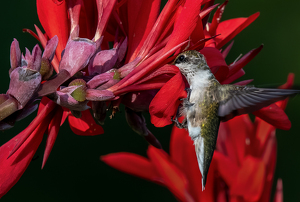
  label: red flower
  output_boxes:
[0,0,293,198]
[102,75,292,201]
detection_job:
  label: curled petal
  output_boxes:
[149,72,186,127]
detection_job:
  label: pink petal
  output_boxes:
[7,67,41,109]
[58,38,96,77]
[101,152,161,182]
[149,72,186,127]
[87,72,114,89]
[10,39,21,72]
[85,89,115,101]
[68,109,104,136]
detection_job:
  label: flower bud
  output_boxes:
[125,107,161,149]
[69,79,87,102]
[7,67,41,109]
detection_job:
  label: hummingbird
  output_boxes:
[172,50,300,190]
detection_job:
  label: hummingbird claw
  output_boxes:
[171,116,187,129]
[185,88,192,100]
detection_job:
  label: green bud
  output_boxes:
[69,79,87,102]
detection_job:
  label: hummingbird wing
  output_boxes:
[217,85,300,121]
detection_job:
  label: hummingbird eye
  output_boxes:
[175,55,185,64]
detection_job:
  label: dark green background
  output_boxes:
[1,0,300,201]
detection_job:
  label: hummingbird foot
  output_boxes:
[180,88,194,108]
[171,116,187,129]
[185,87,192,100]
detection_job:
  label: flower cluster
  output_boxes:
[0,0,292,200]
[102,74,293,201]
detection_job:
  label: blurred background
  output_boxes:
[0,0,300,201]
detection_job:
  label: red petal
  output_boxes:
[95,0,117,39]
[42,107,63,169]
[222,115,252,165]
[253,104,291,130]
[228,45,263,77]
[79,1,98,39]
[148,146,192,202]
[149,72,186,127]
[230,156,266,201]
[260,134,277,202]
[68,109,104,135]
[277,73,294,110]
[170,124,213,201]
[273,179,283,202]
[217,116,251,159]
[221,40,234,58]
[199,47,229,82]
[8,101,57,157]
[215,13,260,49]
[0,116,51,198]
[233,79,253,86]
[101,152,161,182]
[37,0,69,61]
[190,13,205,45]
[163,0,202,53]
[214,151,239,186]
[208,0,228,36]
[221,69,245,84]
[126,0,161,62]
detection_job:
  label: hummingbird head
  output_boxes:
[173,50,210,78]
